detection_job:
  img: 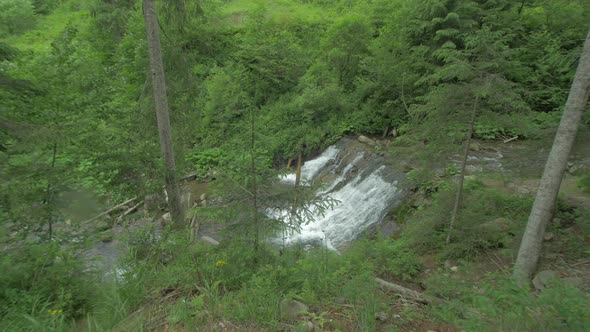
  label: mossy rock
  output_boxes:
[99,230,113,243]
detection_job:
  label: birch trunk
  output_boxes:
[514,31,590,284]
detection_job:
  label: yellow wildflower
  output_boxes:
[215,260,226,267]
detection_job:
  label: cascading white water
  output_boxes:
[273,142,406,249]
[279,146,340,185]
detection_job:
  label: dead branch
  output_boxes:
[82,197,137,224]
[374,277,442,305]
[115,200,144,223]
[503,136,519,143]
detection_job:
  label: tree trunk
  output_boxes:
[143,0,185,228]
[250,107,259,256]
[45,142,57,239]
[295,152,302,187]
[514,31,590,285]
[447,94,479,244]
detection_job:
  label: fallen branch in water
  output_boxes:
[81,197,137,224]
[115,200,144,223]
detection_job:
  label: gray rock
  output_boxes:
[543,232,554,241]
[450,266,459,272]
[298,321,315,332]
[469,142,481,152]
[200,235,219,246]
[532,270,558,291]
[358,135,376,146]
[160,212,171,226]
[280,299,309,321]
[465,165,482,173]
[507,182,531,195]
[444,260,457,270]
[95,220,111,232]
[375,311,388,321]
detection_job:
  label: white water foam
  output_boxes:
[280,146,340,185]
[273,145,403,249]
[283,166,400,249]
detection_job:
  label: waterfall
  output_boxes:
[279,146,340,185]
[273,139,407,249]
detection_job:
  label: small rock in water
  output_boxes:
[469,142,481,151]
[543,232,554,241]
[532,270,558,291]
[358,135,376,146]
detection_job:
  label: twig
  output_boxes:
[487,252,507,274]
[503,136,519,143]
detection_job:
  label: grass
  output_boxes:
[220,0,337,26]
[2,2,89,54]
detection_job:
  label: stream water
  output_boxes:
[273,138,408,249]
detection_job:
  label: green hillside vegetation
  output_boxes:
[1,0,589,330]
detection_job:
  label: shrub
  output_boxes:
[0,241,97,329]
[429,273,590,331]
[403,181,533,260]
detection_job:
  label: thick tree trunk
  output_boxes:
[514,31,590,285]
[143,0,185,228]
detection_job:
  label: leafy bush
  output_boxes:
[403,181,533,260]
[0,0,36,36]
[0,241,97,329]
[577,172,590,193]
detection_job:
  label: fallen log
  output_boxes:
[115,200,144,223]
[82,197,137,224]
[374,277,442,305]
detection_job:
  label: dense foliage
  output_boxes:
[1,0,589,330]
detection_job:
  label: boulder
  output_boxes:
[469,142,481,152]
[358,135,376,146]
[532,270,558,291]
[280,299,309,321]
